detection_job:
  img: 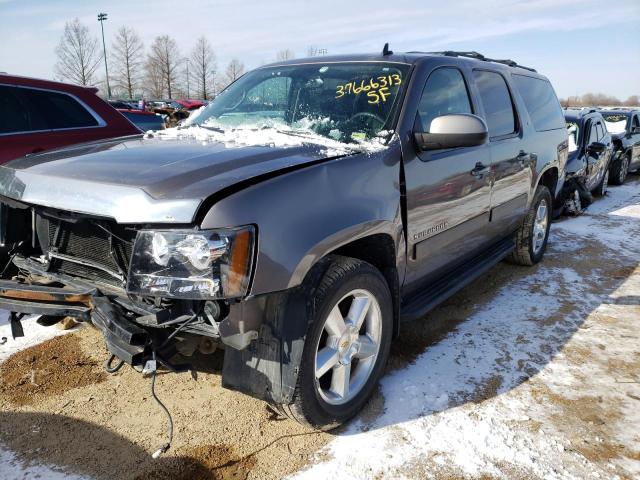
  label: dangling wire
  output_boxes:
[150,349,173,459]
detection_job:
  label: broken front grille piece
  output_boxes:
[46,217,135,286]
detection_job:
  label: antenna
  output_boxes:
[383,43,393,56]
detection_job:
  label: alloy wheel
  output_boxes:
[532,199,548,255]
[314,289,382,405]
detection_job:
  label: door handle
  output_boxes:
[517,150,529,167]
[470,162,490,178]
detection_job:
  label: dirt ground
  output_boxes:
[1,179,639,480]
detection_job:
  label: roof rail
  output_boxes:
[424,51,537,73]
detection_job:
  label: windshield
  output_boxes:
[193,62,410,144]
[601,113,628,134]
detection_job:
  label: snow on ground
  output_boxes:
[291,182,640,480]
[0,315,87,480]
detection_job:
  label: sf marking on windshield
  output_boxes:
[335,74,402,104]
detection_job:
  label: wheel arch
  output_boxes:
[535,166,559,202]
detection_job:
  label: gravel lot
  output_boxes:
[1,178,639,480]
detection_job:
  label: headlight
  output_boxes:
[126,226,255,300]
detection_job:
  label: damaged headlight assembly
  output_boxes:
[126,226,255,299]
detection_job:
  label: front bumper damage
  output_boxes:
[0,254,310,405]
[0,256,260,366]
[556,174,593,216]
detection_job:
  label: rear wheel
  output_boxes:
[277,256,393,429]
[508,185,552,266]
[609,153,630,186]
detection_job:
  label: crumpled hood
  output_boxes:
[0,135,351,223]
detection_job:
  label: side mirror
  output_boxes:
[587,141,606,154]
[414,114,488,151]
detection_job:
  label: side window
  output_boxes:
[0,86,30,133]
[17,88,99,130]
[511,74,565,131]
[473,70,516,138]
[596,122,605,141]
[633,115,640,130]
[588,121,598,145]
[415,68,472,132]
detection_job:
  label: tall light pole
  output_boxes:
[184,58,190,98]
[97,12,111,98]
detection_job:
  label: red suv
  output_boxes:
[0,74,142,164]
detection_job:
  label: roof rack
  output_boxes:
[416,51,537,73]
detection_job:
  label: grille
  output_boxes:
[47,219,135,286]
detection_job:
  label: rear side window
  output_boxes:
[0,86,30,133]
[415,68,472,132]
[511,75,564,132]
[17,88,99,129]
[473,70,516,138]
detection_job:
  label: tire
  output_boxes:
[593,168,609,197]
[277,256,393,429]
[609,153,630,186]
[508,185,552,266]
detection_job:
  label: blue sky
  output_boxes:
[1,0,638,98]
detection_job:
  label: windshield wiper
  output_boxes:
[195,124,225,133]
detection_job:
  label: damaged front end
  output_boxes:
[0,199,261,370]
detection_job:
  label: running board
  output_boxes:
[400,237,514,322]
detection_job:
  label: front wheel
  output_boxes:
[508,185,552,266]
[277,256,393,429]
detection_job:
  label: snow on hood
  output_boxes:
[145,123,391,157]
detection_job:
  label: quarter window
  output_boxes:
[415,68,472,132]
[473,70,517,138]
[511,74,564,132]
[17,88,99,130]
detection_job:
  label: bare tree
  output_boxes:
[54,18,102,86]
[190,36,216,100]
[111,26,144,99]
[623,95,639,106]
[147,35,181,98]
[219,58,245,91]
[144,57,164,98]
[276,49,295,61]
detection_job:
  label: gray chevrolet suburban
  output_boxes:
[0,49,567,430]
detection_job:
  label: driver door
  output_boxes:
[403,67,492,296]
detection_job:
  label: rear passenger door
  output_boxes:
[472,70,531,236]
[403,67,492,296]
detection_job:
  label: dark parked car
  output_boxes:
[560,109,613,214]
[0,50,567,430]
[0,74,142,164]
[118,108,165,132]
[599,109,640,185]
